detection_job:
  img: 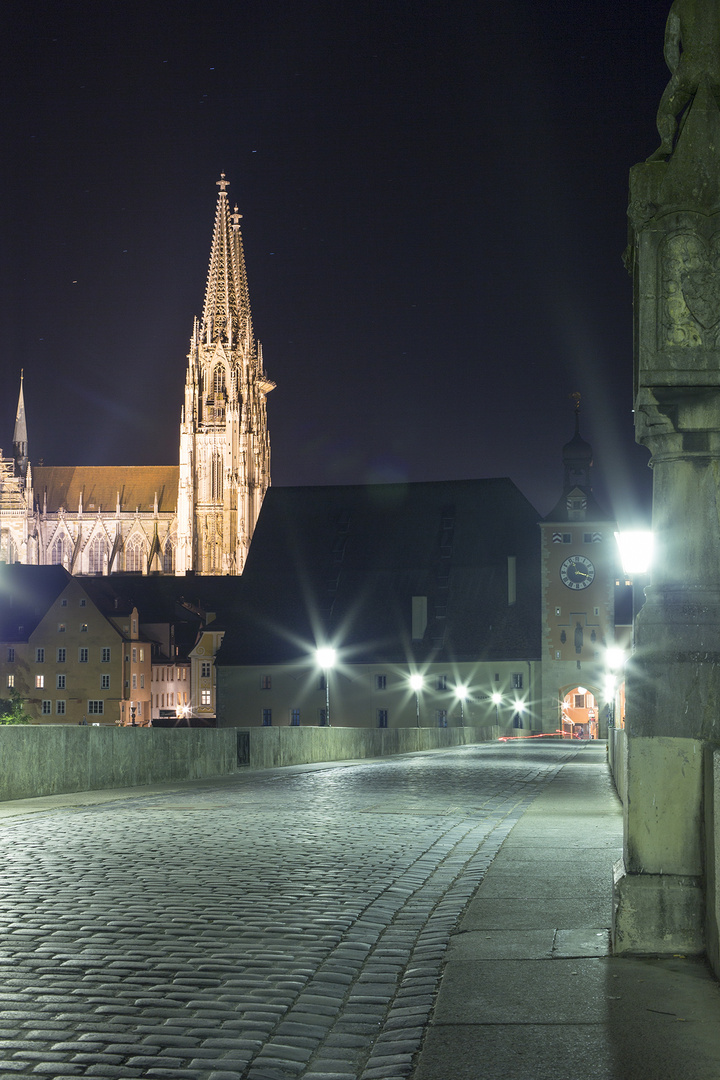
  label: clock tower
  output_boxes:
[539,403,617,736]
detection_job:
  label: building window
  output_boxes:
[512,673,523,689]
[261,674,272,689]
[201,689,211,706]
[132,619,137,635]
[377,709,388,728]
[140,674,144,689]
[36,648,45,663]
[57,675,66,689]
[101,675,110,690]
[375,674,386,690]
[139,647,144,662]
[88,536,106,574]
[36,675,44,689]
[437,674,448,691]
[57,648,66,663]
[125,537,145,573]
[80,624,88,633]
[262,709,272,726]
[80,598,86,607]
[318,708,327,726]
[7,648,15,663]
[201,661,212,678]
[163,539,174,574]
[60,598,67,607]
[88,701,104,715]
[7,675,14,688]
[58,623,66,633]
[132,648,137,663]
[42,700,52,715]
[56,700,66,715]
[132,674,137,690]
[79,648,88,663]
[290,708,300,726]
[436,709,448,728]
[101,648,111,663]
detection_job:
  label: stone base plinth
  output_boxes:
[612,858,704,955]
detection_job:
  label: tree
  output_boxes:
[0,689,32,725]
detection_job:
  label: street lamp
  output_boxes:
[491,691,502,729]
[615,530,654,650]
[409,673,424,728]
[316,647,336,726]
[455,685,468,726]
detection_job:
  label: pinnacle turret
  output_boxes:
[200,174,253,349]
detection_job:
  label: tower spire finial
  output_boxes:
[200,175,252,347]
[13,370,28,479]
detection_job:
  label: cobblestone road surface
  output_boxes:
[0,742,578,1080]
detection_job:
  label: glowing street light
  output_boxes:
[409,673,424,728]
[614,530,654,575]
[455,685,468,727]
[316,647,337,726]
[491,691,502,727]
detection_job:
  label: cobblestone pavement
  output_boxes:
[0,742,579,1080]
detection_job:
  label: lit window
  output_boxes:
[79,648,88,663]
[101,648,111,663]
[57,648,66,663]
[80,624,88,633]
[139,648,144,662]
[262,708,272,726]
[512,673,523,690]
[58,623,66,633]
[56,700,66,715]
[201,689,211,706]
[42,700,52,715]
[57,675,66,689]
[36,675,44,689]
[101,675,110,690]
[36,648,45,663]
[87,701,104,715]
[7,675,14,688]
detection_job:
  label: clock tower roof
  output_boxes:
[544,400,611,524]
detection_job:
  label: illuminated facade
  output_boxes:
[0,176,273,577]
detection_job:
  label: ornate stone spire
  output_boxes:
[200,174,253,349]
[13,370,28,478]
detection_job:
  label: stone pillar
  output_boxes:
[612,43,720,952]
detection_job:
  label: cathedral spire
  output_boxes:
[200,174,253,348]
[13,370,28,478]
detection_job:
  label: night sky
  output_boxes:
[1,0,670,524]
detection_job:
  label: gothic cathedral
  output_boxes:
[0,176,274,576]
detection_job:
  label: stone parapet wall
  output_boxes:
[0,725,495,803]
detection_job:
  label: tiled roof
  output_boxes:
[32,467,179,514]
[216,478,542,666]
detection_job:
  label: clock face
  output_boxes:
[559,555,595,590]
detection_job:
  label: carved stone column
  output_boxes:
[613,56,720,951]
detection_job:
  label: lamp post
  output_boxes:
[455,685,468,727]
[491,691,502,730]
[316,647,336,726]
[615,530,654,651]
[409,674,424,728]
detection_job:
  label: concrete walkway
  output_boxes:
[413,741,720,1080]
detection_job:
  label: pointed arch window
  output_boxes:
[88,536,107,575]
[51,536,69,567]
[125,535,145,573]
[163,538,174,574]
[213,365,226,394]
